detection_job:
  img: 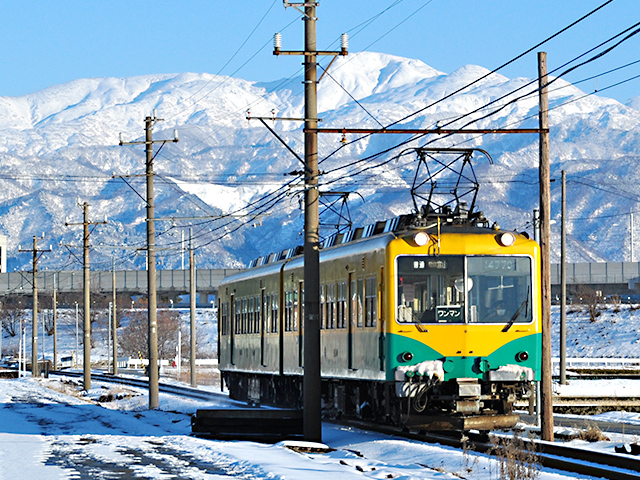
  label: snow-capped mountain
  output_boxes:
[1,51,639,271]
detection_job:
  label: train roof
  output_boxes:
[241,203,518,270]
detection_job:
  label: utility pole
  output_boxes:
[189,228,197,387]
[120,114,178,409]
[65,202,106,390]
[538,51,554,442]
[560,171,567,384]
[274,2,348,443]
[112,257,118,375]
[53,274,57,370]
[19,235,50,377]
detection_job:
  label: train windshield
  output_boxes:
[396,255,532,325]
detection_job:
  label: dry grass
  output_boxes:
[577,422,609,442]
[489,434,540,480]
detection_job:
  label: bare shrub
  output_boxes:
[576,285,602,322]
[578,422,609,442]
[489,434,540,480]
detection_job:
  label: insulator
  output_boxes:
[341,33,348,50]
[274,33,282,50]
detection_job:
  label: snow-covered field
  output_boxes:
[2,303,640,478]
[2,374,640,480]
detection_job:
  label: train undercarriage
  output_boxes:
[222,371,527,431]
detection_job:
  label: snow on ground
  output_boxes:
[0,374,636,480]
[2,303,640,478]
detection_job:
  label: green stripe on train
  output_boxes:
[386,333,542,382]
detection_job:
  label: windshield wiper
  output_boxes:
[502,287,530,333]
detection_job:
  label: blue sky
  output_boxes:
[1,0,638,103]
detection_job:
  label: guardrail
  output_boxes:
[552,357,640,368]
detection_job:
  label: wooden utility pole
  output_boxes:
[120,115,178,409]
[19,236,50,377]
[65,202,106,390]
[189,228,197,388]
[560,170,567,384]
[538,51,554,441]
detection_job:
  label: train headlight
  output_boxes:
[400,351,413,363]
[496,232,516,247]
[516,351,529,362]
[414,231,429,246]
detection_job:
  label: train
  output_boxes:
[217,201,541,431]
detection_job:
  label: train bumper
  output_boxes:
[487,365,534,382]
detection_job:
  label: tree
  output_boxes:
[0,296,27,337]
[119,309,180,360]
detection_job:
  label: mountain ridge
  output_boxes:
[0,51,638,271]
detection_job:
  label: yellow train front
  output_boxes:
[218,208,541,431]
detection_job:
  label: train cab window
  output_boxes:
[396,255,532,325]
[467,256,532,325]
[396,256,465,324]
[356,279,364,327]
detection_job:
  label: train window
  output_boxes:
[235,299,242,334]
[293,289,299,331]
[221,302,229,335]
[467,256,532,325]
[263,294,270,334]
[365,277,377,327]
[357,279,364,327]
[242,299,248,334]
[285,291,294,331]
[396,256,465,324]
[320,285,326,329]
[271,293,279,333]
[337,282,347,329]
[253,297,262,333]
[327,284,336,329]
[396,255,532,325]
[248,298,255,334]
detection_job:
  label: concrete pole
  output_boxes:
[83,202,91,390]
[538,51,554,442]
[302,2,322,443]
[146,115,160,408]
[189,228,197,388]
[53,275,57,370]
[112,257,118,375]
[32,236,39,377]
[560,170,567,384]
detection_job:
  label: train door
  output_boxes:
[260,288,266,366]
[230,294,235,365]
[348,272,356,370]
[298,281,304,367]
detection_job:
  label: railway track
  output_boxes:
[48,370,231,403]
[47,371,640,479]
[338,418,640,480]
